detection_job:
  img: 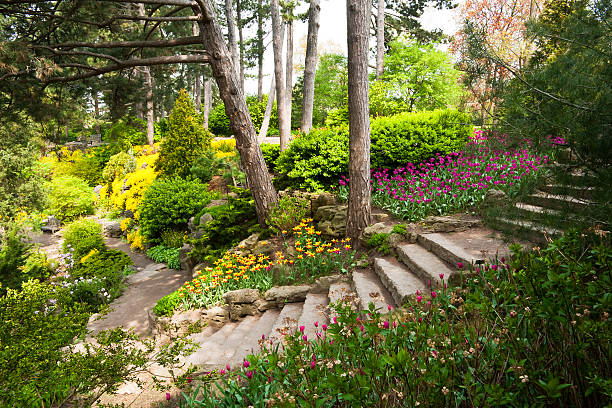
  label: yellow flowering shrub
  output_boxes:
[211,139,236,152]
[127,229,145,251]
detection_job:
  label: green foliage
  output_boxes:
[209,95,279,137]
[260,143,280,173]
[0,228,30,294]
[313,53,349,126]
[266,195,310,235]
[179,230,612,407]
[367,233,391,255]
[153,291,182,317]
[155,89,212,178]
[324,106,349,128]
[62,218,105,260]
[208,103,231,136]
[391,224,407,236]
[275,110,472,190]
[147,245,180,270]
[103,117,146,145]
[102,150,137,183]
[139,177,216,242]
[161,229,185,249]
[46,175,94,222]
[190,149,224,183]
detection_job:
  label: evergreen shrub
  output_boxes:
[260,143,280,173]
[62,218,105,260]
[47,175,94,221]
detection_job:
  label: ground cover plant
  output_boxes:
[338,131,549,221]
[179,230,611,407]
[147,244,180,270]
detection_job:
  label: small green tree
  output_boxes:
[155,89,212,178]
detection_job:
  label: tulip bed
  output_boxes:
[338,132,549,221]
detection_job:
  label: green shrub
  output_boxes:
[367,232,390,255]
[102,151,137,183]
[153,291,182,317]
[0,228,30,294]
[190,150,224,183]
[266,195,310,235]
[103,117,146,145]
[62,218,105,259]
[155,89,212,178]
[324,106,349,128]
[147,245,180,270]
[260,143,280,173]
[139,178,216,242]
[275,110,472,191]
[47,175,94,221]
[209,95,278,137]
[161,229,185,249]
[391,223,407,236]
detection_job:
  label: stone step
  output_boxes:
[351,268,395,313]
[182,321,238,369]
[373,257,427,306]
[297,293,329,342]
[268,302,304,344]
[226,309,280,366]
[490,217,563,245]
[515,202,561,217]
[395,243,454,288]
[524,191,591,212]
[416,233,473,268]
[328,281,357,318]
[539,184,596,200]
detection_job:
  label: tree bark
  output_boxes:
[375,0,384,80]
[202,77,212,128]
[93,90,101,135]
[256,0,264,102]
[236,0,245,91]
[225,0,240,78]
[346,0,371,239]
[271,0,290,151]
[193,22,202,111]
[258,74,276,141]
[285,19,293,134]
[195,0,278,224]
[143,66,155,145]
[301,0,320,132]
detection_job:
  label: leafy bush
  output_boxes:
[367,232,390,255]
[62,218,105,259]
[139,177,216,242]
[0,228,30,294]
[103,117,146,145]
[391,223,407,236]
[190,150,224,183]
[161,229,185,249]
[47,175,94,221]
[275,110,472,191]
[260,143,280,173]
[102,150,137,183]
[266,195,310,235]
[155,89,212,178]
[180,230,611,408]
[324,106,349,128]
[209,95,278,137]
[153,291,182,317]
[147,245,180,270]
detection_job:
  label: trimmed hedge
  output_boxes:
[274,110,472,191]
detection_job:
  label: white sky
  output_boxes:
[243,1,462,95]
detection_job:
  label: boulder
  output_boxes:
[311,274,344,294]
[387,233,404,248]
[484,189,508,207]
[168,309,204,336]
[421,216,480,233]
[252,239,275,256]
[179,244,195,273]
[187,217,196,232]
[228,303,259,320]
[102,221,122,238]
[264,285,311,303]
[40,216,61,233]
[311,192,338,216]
[314,205,346,222]
[362,223,394,240]
[223,288,260,305]
[205,199,228,209]
[199,212,214,227]
[192,263,207,279]
[203,306,229,326]
[234,233,261,253]
[93,184,103,196]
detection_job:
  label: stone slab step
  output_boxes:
[490,217,563,245]
[220,315,263,362]
[328,281,357,318]
[268,302,304,344]
[226,309,280,366]
[539,184,596,200]
[515,202,561,216]
[297,293,329,342]
[351,268,395,313]
[373,257,427,306]
[524,192,591,212]
[395,243,454,288]
[182,321,238,369]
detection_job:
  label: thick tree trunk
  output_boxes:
[258,75,276,141]
[285,19,293,134]
[193,22,202,111]
[256,0,264,102]
[237,0,245,91]
[271,0,290,151]
[195,0,278,224]
[346,0,372,239]
[94,91,101,135]
[143,66,155,146]
[301,0,320,132]
[225,0,240,78]
[375,0,385,80]
[203,77,212,129]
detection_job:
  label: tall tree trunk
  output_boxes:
[375,0,385,80]
[64,123,69,141]
[271,0,290,151]
[195,0,278,225]
[225,0,240,78]
[301,0,320,132]
[193,22,202,111]
[256,0,264,102]
[346,0,372,239]
[93,90,101,135]
[285,20,293,134]
[237,0,245,91]
[143,67,155,146]
[203,77,212,129]
[258,75,276,141]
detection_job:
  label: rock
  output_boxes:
[314,205,346,222]
[235,233,261,253]
[168,309,204,336]
[206,199,228,208]
[362,223,394,240]
[387,233,404,248]
[421,216,480,233]
[203,306,229,326]
[199,212,214,227]
[40,216,61,233]
[228,303,259,320]
[311,192,338,216]
[93,184,103,196]
[484,189,507,207]
[192,263,207,279]
[264,285,311,303]
[102,221,122,238]
[187,216,196,232]
[252,239,275,256]
[179,244,195,273]
[140,162,148,169]
[311,274,344,294]
[223,288,260,305]
[372,212,390,223]
[255,298,276,312]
